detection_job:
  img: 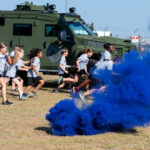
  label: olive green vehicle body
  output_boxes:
[0,2,135,73]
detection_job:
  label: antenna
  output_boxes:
[134,29,138,35]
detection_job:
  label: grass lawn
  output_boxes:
[0,75,150,150]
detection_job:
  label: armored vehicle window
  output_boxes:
[68,22,89,35]
[45,25,61,37]
[13,24,32,36]
[0,18,5,26]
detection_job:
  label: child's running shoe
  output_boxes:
[11,89,17,92]
[79,91,85,102]
[73,87,79,94]
[22,93,29,99]
[30,92,38,98]
[19,96,27,100]
[52,89,59,93]
[58,76,63,85]
[2,100,13,105]
[67,88,73,93]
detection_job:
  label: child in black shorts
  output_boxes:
[23,49,45,98]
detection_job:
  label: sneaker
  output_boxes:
[11,89,17,92]
[2,100,13,105]
[30,92,38,97]
[79,92,85,102]
[23,93,29,97]
[67,89,73,93]
[19,96,27,100]
[22,93,29,99]
[58,76,63,85]
[52,89,59,93]
[73,87,78,94]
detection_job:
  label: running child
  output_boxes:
[76,48,93,77]
[5,49,29,100]
[53,48,73,93]
[10,46,20,91]
[23,48,45,98]
[10,46,32,91]
[0,42,13,105]
[76,49,93,91]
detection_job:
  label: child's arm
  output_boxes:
[18,67,28,71]
[23,60,31,65]
[59,64,68,74]
[5,62,9,68]
[76,60,80,72]
[66,65,72,68]
[85,67,89,76]
[6,52,12,65]
[22,65,31,70]
[32,65,40,76]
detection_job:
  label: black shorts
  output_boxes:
[6,76,18,80]
[27,76,43,86]
[68,68,78,76]
[0,74,3,78]
[59,73,69,78]
[77,69,86,76]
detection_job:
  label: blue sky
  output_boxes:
[0,0,150,38]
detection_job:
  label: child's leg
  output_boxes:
[19,78,24,92]
[63,74,79,85]
[68,83,73,89]
[32,79,45,93]
[76,79,92,90]
[23,77,33,94]
[84,86,107,96]
[12,78,23,97]
[0,78,8,103]
[11,81,16,90]
[23,86,33,94]
[98,86,107,93]
[57,82,65,89]
[84,89,95,96]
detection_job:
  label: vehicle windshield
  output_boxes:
[67,22,96,36]
[82,23,96,36]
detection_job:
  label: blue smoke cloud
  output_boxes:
[46,50,150,136]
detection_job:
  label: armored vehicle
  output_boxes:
[0,2,135,73]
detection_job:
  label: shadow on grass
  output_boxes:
[114,128,139,135]
[34,126,139,136]
[7,92,19,97]
[43,80,73,89]
[43,80,58,88]
[35,127,52,134]
[23,80,58,88]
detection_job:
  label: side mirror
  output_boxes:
[59,30,73,43]
[59,30,67,42]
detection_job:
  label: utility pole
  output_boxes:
[66,0,68,13]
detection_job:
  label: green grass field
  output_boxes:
[0,75,150,150]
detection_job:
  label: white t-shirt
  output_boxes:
[27,57,40,77]
[10,51,15,57]
[58,56,67,75]
[100,50,112,62]
[6,58,24,78]
[0,54,8,75]
[77,54,89,70]
[95,50,113,70]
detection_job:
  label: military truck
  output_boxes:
[0,2,135,73]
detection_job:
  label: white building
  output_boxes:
[95,31,112,37]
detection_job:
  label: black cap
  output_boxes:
[49,4,56,10]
